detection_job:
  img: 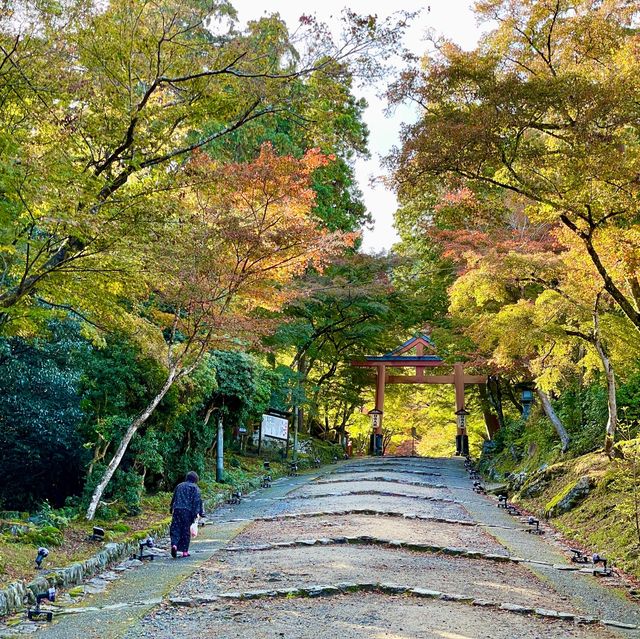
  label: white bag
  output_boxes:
[190,522,198,538]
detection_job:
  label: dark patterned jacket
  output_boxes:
[170,481,204,522]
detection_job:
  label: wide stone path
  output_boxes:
[33,457,640,638]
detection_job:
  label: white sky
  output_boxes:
[234,1,483,252]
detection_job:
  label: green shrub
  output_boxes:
[19,525,64,547]
[107,523,131,533]
[31,501,73,529]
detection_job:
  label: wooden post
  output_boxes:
[454,363,465,416]
[375,364,385,431]
[415,342,425,381]
[258,418,262,455]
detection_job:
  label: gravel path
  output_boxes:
[26,457,640,638]
[122,594,620,639]
[174,545,571,609]
[262,493,473,521]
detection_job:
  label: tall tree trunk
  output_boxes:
[503,381,523,414]
[597,343,617,456]
[478,384,500,439]
[487,376,506,430]
[297,355,307,434]
[592,296,617,456]
[536,388,570,453]
[85,368,178,520]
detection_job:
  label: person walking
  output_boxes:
[169,471,205,558]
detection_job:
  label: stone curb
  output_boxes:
[281,490,459,504]
[220,512,612,576]
[167,582,636,629]
[331,468,442,477]
[242,509,476,526]
[221,536,513,564]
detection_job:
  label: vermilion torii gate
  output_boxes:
[352,334,487,455]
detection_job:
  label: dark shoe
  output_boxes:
[171,545,177,559]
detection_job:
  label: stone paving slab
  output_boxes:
[268,493,473,521]
[121,593,620,639]
[230,513,507,554]
[173,544,575,610]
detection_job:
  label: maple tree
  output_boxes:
[391,152,640,453]
[389,0,640,334]
[440,214,640,454]
[86,144,354,519]
[0,0,410,336]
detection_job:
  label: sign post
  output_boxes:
[292,406,299,461]
[216,415,224,482]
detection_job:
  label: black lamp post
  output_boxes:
[368,409,383,456]
[516,382,535,420]
[455,408,470,456]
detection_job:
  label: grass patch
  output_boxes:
[0,505,171,589]
[490,446,640,578]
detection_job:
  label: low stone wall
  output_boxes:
[0,521,169,618]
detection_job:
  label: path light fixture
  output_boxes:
[35,547,49,569]
[27,587,56,622]
[90,526,105,542]
[455,408,470,456]
[131,536,155,561]
[569,548,590,564]
[592,553,612,576]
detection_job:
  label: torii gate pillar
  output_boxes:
[454,362,465,413]
[372,364,385,454]
[454,362,469,455]
[375,364,386,416]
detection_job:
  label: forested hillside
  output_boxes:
[3,0,640,586]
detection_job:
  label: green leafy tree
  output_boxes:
[0,323,88,509]
[85,145,353,518]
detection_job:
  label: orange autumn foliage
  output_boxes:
[154,143,358,353]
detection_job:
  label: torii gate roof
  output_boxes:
[352,333,444,368]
